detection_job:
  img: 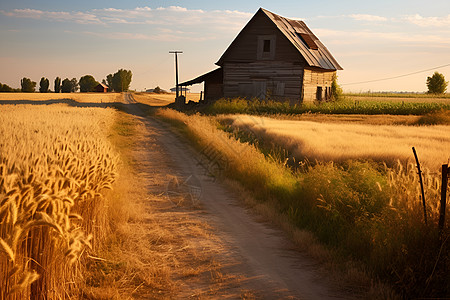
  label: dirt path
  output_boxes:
[121,93,351,299]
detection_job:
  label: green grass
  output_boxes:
[202,98,450,116]
[344,92,450,99]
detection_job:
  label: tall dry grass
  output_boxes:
[0,104,118,299]
[222,114,450,172]
[157,108,449,298]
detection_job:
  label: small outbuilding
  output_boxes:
[170,87,190,93]
[180,8,342,104]
[94,83,108,93]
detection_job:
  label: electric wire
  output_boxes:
[341,63,450,86]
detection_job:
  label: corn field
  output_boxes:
[0,105,118,299]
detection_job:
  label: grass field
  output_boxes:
[203,97,450,116]
[345,92,450,103]
[0,101,118,298]
[132,92,201,106]
[157,108,449,299]
[0,92,122,103]
[221,114,450,172]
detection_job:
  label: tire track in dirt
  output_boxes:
[122,93,352,299]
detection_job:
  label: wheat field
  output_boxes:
[0,92,121,103]
[223,114,450,172]
[0,104,118,299]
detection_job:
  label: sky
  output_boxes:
[1,0,449,93]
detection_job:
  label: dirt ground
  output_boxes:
[114,93,356,299]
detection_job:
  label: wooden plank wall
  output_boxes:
[302,69,335,102]
[223,61,304,105]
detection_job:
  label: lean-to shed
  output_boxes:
[180,8,342,103]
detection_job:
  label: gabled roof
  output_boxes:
[216,8,342,71]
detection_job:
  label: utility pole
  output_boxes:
[169,51,183,98]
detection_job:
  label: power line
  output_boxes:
[341,63,450,86]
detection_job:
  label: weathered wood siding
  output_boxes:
[222,11,306,63]
[223,61,304,105]
[302,69,335,102]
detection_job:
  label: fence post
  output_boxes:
[439,164,448,238]
[412,147,427,225]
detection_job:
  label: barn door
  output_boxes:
[253,81,267,100]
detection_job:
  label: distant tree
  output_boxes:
[153,86,162,93]
[106,74,114,91]
[61,78,71,93]
[70,78,79,92]
[39,77,50,93]
[21,77,36,93]
[61,78,78,93]
[0,83,14,92]
[79,75,98,92]
[427,72,448,94]
[108,69,132,92]
[54,77,61,93]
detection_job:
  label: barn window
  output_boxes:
[257,35,276,60]
[263,40,271,52]
[316,86,323,101]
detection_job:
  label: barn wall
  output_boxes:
[223,61,304,105]
[205,82,223,100]
[302,69,335,102]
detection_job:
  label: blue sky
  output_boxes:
[1,0,449,92]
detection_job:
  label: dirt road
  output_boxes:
[121,93,351,299]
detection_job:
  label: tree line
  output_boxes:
[0,69,132,93]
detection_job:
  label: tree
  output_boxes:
[79,75,98,92]
[61,78,78,93]
[153,86,162,93]
[54,77,61,93]
[21,77,36,93]
[61,79,71,93]
[103,74,114,92]
[0,83,14,92]
[39,77,50,93]
[426,72,448,94]
[70,78,79,92]
[106,69,132,92]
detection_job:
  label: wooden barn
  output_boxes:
[94,83,108,93]
[180,8,342,103]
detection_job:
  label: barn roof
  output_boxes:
[179,68,222,86]
[96,83,108,89]
[216,8,342,71]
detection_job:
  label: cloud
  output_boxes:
[348,14,388,22]
[315,28,450,45]
[1,8,103,24]
[82,30,216,42]
[1,6,251,35]
[404,14,450,27]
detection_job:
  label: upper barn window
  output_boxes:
[257,35,276,60]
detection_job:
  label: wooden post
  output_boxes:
[169,51,183,99]
[412,147,427,225]
[439,164,448,238]
[200,91,203,101]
